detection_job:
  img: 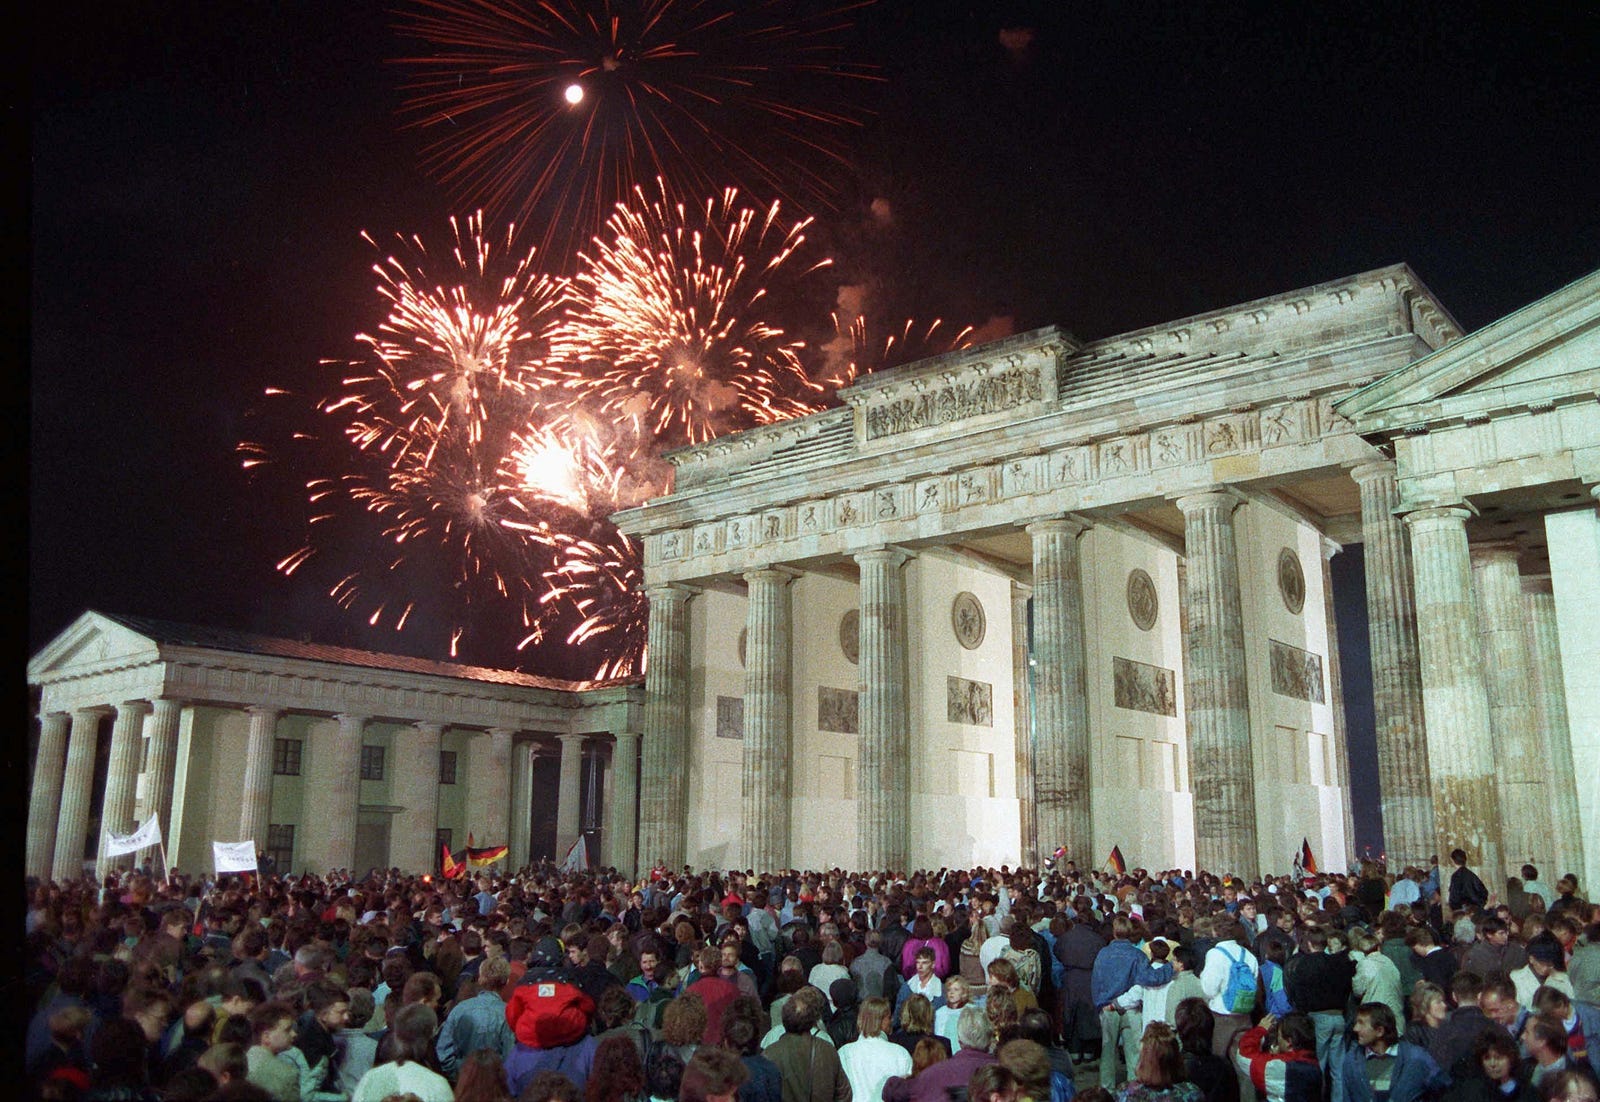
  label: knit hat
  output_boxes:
[529,935,566,967]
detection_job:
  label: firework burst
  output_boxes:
[391,0,879,262]
[535,529,647,680]
[551,181,834,448]
[821,313,976,391]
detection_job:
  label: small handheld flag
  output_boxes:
[1053,845,1067,860]
[1297,838,1318,876]
[1106,846,1127,875]
[441,843,465,880]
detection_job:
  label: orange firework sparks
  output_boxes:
[533,529,647,680]
[391,0,880,263]
[820,313,976,391]
[550,180,834,448]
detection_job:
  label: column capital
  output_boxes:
[39,710,71,725]
[72,705,112,720]
[1173,487,1246,516]
[558,731,587,746]
[1010,580,1033,600]
[854,546,911,569]
[116,699,153,716]
[1024,516,1089,538]
[612,729,641,745]
[742,566,801,586]
[1320,535,1343,561]
[246,703,284,719]
[412,719,446,735]
[645,583,700,605]
[1402,504,1473,529]
[333,713,369,730]
[1349,459,1398,485]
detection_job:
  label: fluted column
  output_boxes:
[1176,491,1259,879]
[1352,462,1434,867]
[53,707,109,881]
[1012,582,1037,868]
[1027,519,1092,865]
[1320,540,1357,863]
[238,706,281,851]
[98,700,151,875]
[27,712,71,879]
[391,721,441,874]
[320,713,366,873]
[556,733,584,858]
[607,731,640,876]
[639,585,693,869]
[1523,584,1585,879]
[742,568,793,871]
[1472,544,1553,874]
[856,548,911,871]
[1404,507,1503,886]
[141,699,184,857]
[510,740,534,872]
[481,727,515,849]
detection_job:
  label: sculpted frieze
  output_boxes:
[863,363,1044,440]
[914,479,943,513]
[1052,446,1093,485]
[1000,457,1042,498]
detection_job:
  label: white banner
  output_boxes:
[559,837,589,872]
[212,840,258,874]
[105,816,163,857]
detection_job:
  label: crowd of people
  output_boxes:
[21,847,1600,1102]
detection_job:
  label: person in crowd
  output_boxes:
[884,1005,996,1102]
[889,994,949,1061]
[1511,937,1576,1009]
[246,1000,302,1101]
[840,997,912,1102]
[1172,998,1236,1102]
[1338,1003,1448,1102]
[723,996,783,1102]
[1198,921,1256,1061]
[764,987,850,1102]
[1445,1030,1537,1102]
[1114,1022,1202,1102]
[1234,1013,1320,1102]
[437,956,514,1079]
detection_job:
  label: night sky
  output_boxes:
[30,2,1600,855]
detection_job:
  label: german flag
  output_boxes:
[465,832,508,869]
[1106,845,1127,875]
[1297,838,1318,876]
[441,843,465,880]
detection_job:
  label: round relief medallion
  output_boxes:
[737,627,747,668]
[952,592,986,650]
[1126,569,1158,631]
[1278,547,1306,614]
[839,610,860,665]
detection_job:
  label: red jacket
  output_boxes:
[505,978,595,1049]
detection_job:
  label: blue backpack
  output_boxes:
[1221,946,1256,1014]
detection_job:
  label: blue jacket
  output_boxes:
[1339,1041,1448,1102]
[1090,940,1173,1009]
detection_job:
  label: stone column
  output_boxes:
[856,548,911,871]
[1352,461,1434,867]
[1027,519,1092,866]
[53,707,109,882]
[1471,544,1553,874]
[98,700,151,875]
[510,740,534,872]
[1320,541,1357,863]
[27,712,71,879]
[481,728,515,849]
[607,731,640,876]
[1523,583,1585,880]
[238,706,281,851]
[141,699,184,859]
[321,713,366,873]
[556,733,585,859]
[639,585,693,870]
[1404,507,1503,886]
[391,721,441,874]
[1176,491,1259,880]
[742,568,793,871]
[1011,582,1037,868]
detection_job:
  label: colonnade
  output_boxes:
[26,697,641,881]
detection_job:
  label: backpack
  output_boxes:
[633,985,673,1030]
[1221,946,1256,1014]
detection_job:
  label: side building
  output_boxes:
[26,612,643,880]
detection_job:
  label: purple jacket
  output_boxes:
[884,1046,996,1102]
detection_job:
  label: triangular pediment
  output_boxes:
[27,610,163,682]
[1338,268,1600,432]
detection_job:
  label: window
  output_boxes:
[266,824,295,872]
[439,750,457,785]
[360,744,385,781]
[273,738,302,776]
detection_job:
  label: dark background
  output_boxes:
[30,1,1600,857]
